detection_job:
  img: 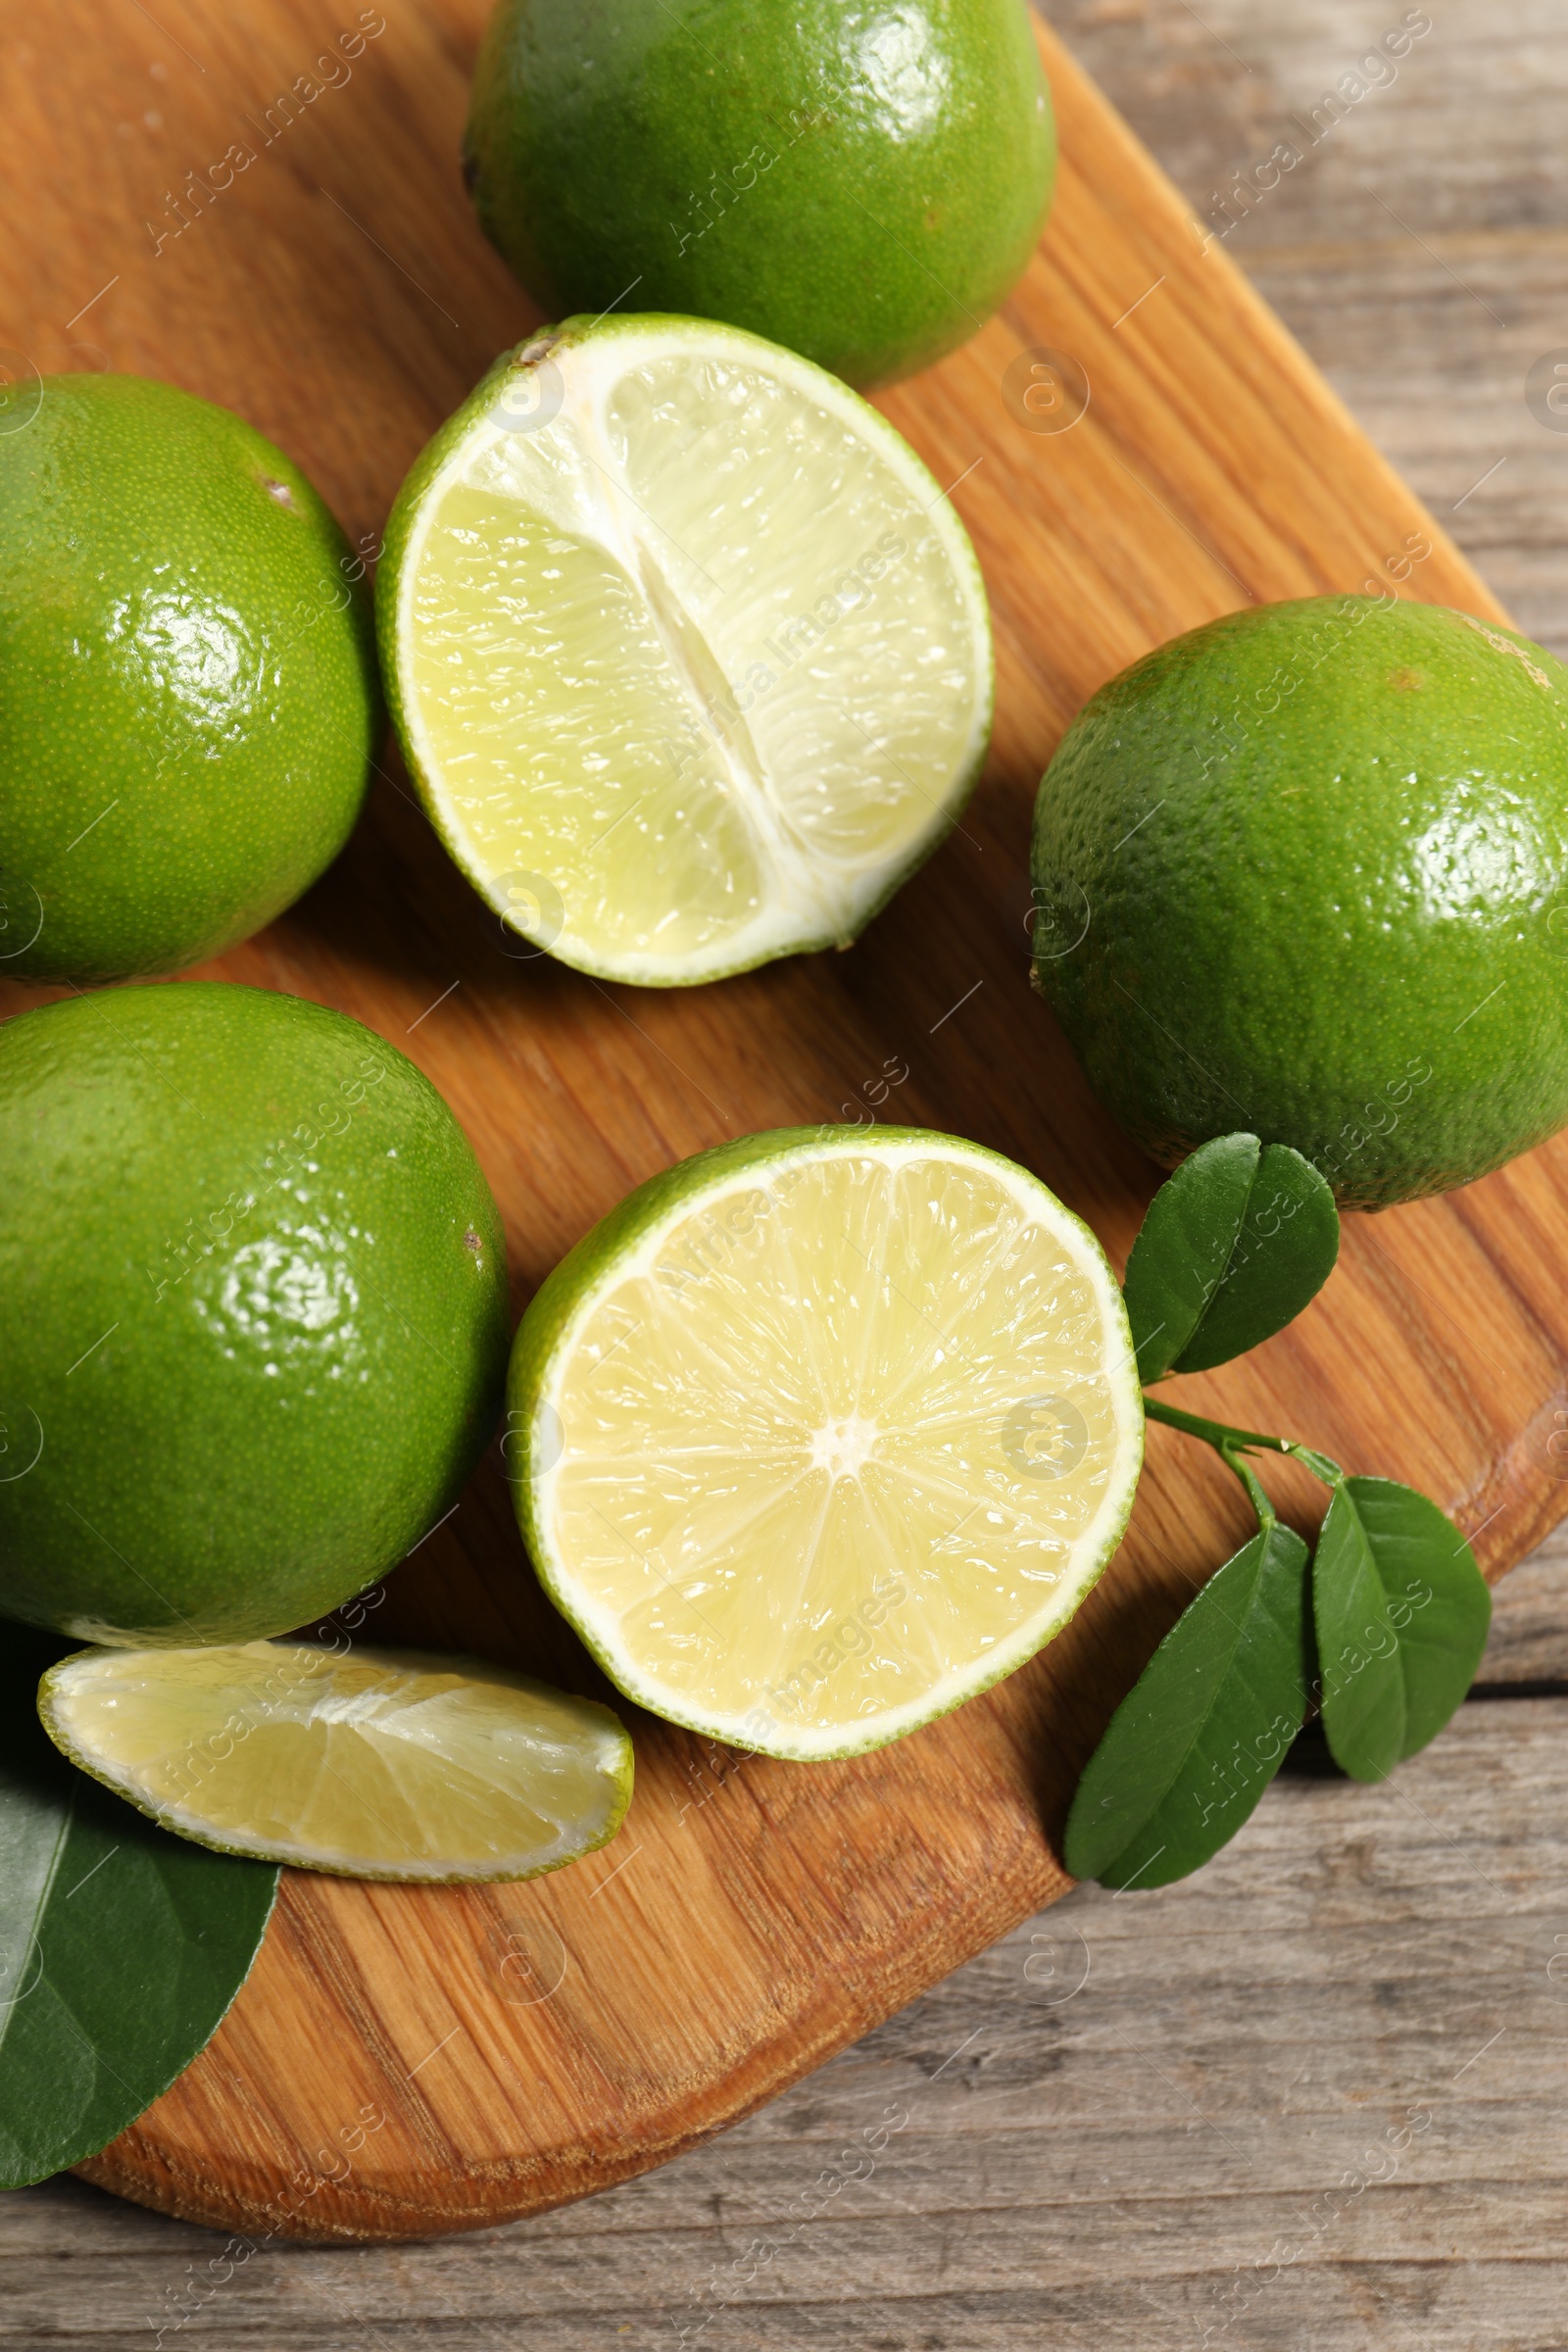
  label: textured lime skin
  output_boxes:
[0,985,510,1643]
[0,375,379,983]
[1031,598,1568,1208]
[463,0,1055,388]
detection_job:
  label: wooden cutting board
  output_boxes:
[4,0,1565,2246]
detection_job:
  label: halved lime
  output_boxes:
[378,315,993,985]
[510,1129,1143,1760]
[38,1643,633,1884]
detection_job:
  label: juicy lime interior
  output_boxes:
[531,1139,1141,1758]
[394,326,990,981]
[40,1643,632,1884]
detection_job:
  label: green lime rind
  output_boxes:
[463,0,1055,389]
[37,1646,635,1886]
[508,1125,1145,1762]
[377,314,994,988]
[0,984,511,1646]
[1031,595,1568,1208]
[0,372,380,984]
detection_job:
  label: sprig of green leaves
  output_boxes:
[1067,1135,1492,1888]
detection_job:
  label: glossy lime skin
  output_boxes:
[0,985,511,1643]
[463,0,1055,388]
[0,375,379,983]
[1031,598,1568,1208]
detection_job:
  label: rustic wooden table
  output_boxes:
[5,0,1566,2342]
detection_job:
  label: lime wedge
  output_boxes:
[379,315,993,985]
[510,1128,1143,1760]
[38,1643,633,1884]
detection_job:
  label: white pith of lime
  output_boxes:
[381,315,993,985]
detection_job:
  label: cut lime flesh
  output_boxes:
[39,1642,633,1884]
[511,1129,1143,1760]
[382,316,993,984]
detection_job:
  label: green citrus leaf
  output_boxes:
[1314,1477,1492,1784]
[0,1630,277,2188]
[1064,1519,1313,1889]
[1121,1133,1256,1378]
[1123,1133,1339,1379]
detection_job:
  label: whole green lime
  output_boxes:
[462,0,1055,388]
[1031,597,1568,1208]
[0,374,379,984]
[0,984,510,1643]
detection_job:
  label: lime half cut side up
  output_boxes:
[379,316,994,985]
[510,1129,1144,1760]
[39,1644,634,1884]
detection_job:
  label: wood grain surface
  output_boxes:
[1051,0,1568,666]
[9,1540,1568,2350]
[2,0,1565,2252]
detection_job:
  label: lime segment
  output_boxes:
[39,1643,633,1884]
[511,1129,1143,1759]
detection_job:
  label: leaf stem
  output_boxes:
[1143,1394,1345,1494]
[1144,1395,1288,1454]
[1218,1444,1276,1531]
